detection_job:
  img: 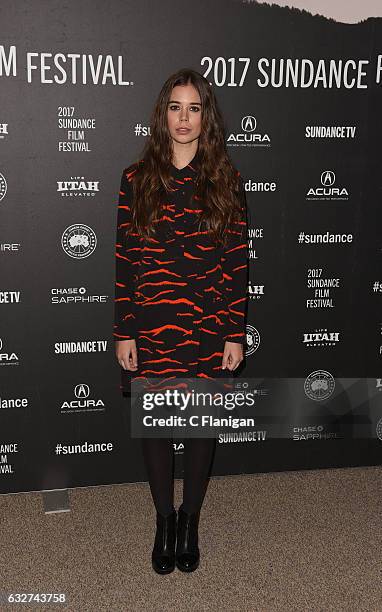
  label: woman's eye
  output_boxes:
[168,105,200,112]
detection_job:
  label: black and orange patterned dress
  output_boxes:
[113,150,249,394]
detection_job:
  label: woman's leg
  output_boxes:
[141,437,175,516]
[182,437,217,513]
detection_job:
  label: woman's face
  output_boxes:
[166,83,202,146]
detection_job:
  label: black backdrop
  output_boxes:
[0,0,381,494]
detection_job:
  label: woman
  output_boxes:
[113,68,249,574]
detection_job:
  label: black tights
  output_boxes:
[141,436,217,516]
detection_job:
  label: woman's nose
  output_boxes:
[180,108,189,121]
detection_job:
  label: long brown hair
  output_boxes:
[128,68,244,248]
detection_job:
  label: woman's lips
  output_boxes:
[176,128,191,133]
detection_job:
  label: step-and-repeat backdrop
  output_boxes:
[1,1,381,493]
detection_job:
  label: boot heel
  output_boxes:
[175,503,200,572]
[151,507,177,574]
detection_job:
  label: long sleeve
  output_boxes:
[113,166,142,341]
[221,174,249,344]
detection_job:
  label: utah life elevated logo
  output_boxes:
[227,115,271,148]
[0,123,8,139]
[306,170,349,201]
[57,176,100,197]
[248,279,265,301]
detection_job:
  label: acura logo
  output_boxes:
[241,116,257,132]
[74,384,90,398]
[321,170,335,187]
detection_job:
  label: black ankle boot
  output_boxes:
[151,507,177,574]
[175,503,200,572]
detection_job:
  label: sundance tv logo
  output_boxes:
[227,115,271,147]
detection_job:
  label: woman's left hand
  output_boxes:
[222,341,244,371]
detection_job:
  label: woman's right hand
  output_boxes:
[115,339,138,371]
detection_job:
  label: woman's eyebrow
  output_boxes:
[168,100,202,105]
